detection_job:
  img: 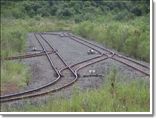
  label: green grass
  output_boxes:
[73,15,150,62]
[1,70,150,112]
[1,17,75,91]
[1,17,75,58]
[1,16,150,107]
[1,1,150,112]
[1,61,30,93]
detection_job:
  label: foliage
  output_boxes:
[1,1,150,61]
[1,17,75,58]
[1,17,75,91]
[73,15,150,62]
[1,0,150,21]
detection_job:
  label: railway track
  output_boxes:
[0,51,54,61]
[1,31,150,103]
[0,55,108,103]
[0,54,105,101]
[111,55,149,76]
[0,32,73,102]
[60,32,150,76]
[0,33,109,103]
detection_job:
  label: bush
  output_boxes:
[131,7,142,16]
[113,10,135,21]
[56,8,74,18]
[34,15,42,21]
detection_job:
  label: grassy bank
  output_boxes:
[73,15,150,62]
[2,70,150,112]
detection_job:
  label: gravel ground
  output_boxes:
[42,34,100,65]
[1,32,150,110]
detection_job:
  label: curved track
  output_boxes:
[1,31,150,103]
[0,33,108,103]
[0,33,74,101]
[63,32,150,76]
[1,55,108,103]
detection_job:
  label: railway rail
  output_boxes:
[43,31,150,74]
[1,31,150,103]
[0,51,54,61]
[1,32,70,102]
[60,32,150,76]
[0,33,109,103]
[0,54,105,100]
[1,55,108,103]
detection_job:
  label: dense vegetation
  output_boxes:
[1,0,149,21]
[1,0,150,112]
[1,0,150,61]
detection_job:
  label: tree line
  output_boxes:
[1,0,149,22]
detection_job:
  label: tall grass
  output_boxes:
[1,61,30,93]
[73,15,150,62]
[1,17,75,58]
[1,70,150,112]
[1,1,150,112]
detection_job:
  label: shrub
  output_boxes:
[131,7,142,16]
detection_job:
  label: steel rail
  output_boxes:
[64,33,149,76]
[1,31,149,102]
[0,32,110,102]
[64,35,103,55]
[0,33,77,99]
[1,55,108,103]
[0,32,107,99]
[111,57,150,76]
[34,33,60,75]
[116,55,149,69]
[67,33,114,55]
[41,32,149,76]
[1,32,109,102]
[67,33,149,69]
[0,51,53,61]
[0,33,61,99]
[39,33,76,76]
[0,55,103,99]
[43,32,108,56]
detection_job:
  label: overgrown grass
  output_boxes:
[1,61,30,93]
[2,70,150,112]
[1,17,75,88]
[1,1,150,112]
[1,17,75,91]
[1,17,75,58]
[1,15,150,102]
[73,15,150,62]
